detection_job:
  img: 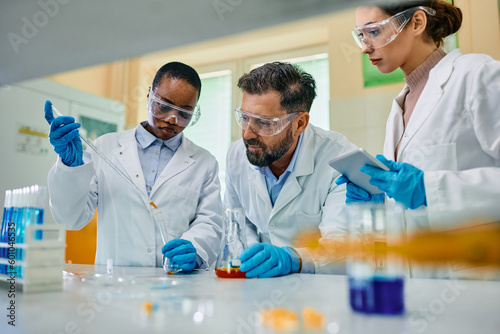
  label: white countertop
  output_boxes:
[1,264,500,334]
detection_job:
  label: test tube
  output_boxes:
[12,189,22,262]
[1,190,13,274]
[107,258,113,276]
[1,191,12,254]
[152,211,181,274]
[31,185,46,240]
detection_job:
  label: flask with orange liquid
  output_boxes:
[215,208,248,278]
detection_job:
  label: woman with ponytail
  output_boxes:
[338,1,500,246]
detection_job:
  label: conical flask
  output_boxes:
[215,208,248,278]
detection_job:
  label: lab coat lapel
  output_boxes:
[396,50,458,160]
[270,175,302,217]
[150,136,195,197]
[270,127,314,218]
[385,91,407,161]
[115,132,148,196]
[250,168,273,210]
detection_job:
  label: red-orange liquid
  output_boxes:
[215,267,247,278]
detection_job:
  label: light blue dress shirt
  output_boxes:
[135,123,182,196]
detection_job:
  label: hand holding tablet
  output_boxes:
[329,148,389,195]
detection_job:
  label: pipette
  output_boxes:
[51,105,146,201]
[50,105,179,273]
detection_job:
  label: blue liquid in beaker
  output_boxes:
[349,276,405,315]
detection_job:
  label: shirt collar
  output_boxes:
[256,132,304,180]
[136,122,183,151]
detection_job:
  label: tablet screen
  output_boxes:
[329,148,388,195]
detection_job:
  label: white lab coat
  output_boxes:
[384,49,500,233]
[48,127,223,268]
[384,50,500,278]
[224,124,357,274]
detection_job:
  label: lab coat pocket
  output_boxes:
[405,143,457,171]
[295,210,322,232]
[166,186,199,238]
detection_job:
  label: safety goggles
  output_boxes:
[235,108,297,136]
[147,91,201,127]
[352,6,436,49]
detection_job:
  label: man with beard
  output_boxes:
[224,62,357,278]
[45,62,222,271]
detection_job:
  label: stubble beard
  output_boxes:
[244,127,294,167]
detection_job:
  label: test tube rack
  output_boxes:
[0,224,65,293]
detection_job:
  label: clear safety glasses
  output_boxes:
[352,6,436,49]
[235,108,297,136]
[147,91,201,127]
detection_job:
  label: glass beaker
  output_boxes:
[215,208,248,278]
[347,203,406,315]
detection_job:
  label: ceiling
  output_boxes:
[0,0,378,85]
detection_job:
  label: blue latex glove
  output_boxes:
[335,175,385,205]
[240,243,297,278]
[360,155,427,210]
[44,100,83,167]
[162,239,197,272]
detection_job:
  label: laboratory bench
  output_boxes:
[1,264,500,334]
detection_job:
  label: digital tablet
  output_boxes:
[329,148,389,195]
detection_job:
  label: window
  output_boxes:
[290,54,330,130]
[183,70,232,195]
